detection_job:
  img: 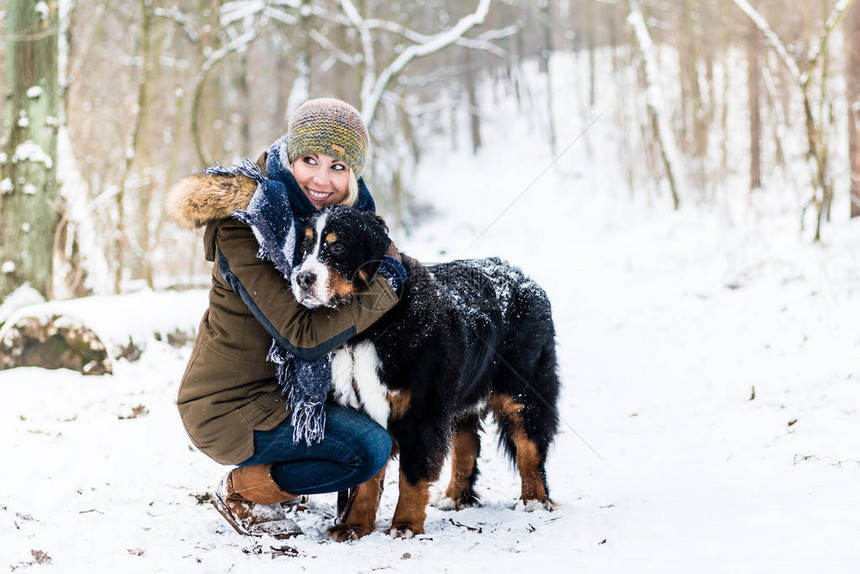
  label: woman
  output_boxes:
[166,98,402,539]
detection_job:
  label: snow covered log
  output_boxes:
[0,314,112,375]
[0,289,208,376]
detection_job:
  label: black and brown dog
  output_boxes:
[291,206,561,540]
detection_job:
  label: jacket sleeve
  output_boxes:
[215,218,398,361]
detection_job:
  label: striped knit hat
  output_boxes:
[286,98,369,178]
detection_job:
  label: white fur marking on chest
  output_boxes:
[331,340,389,428]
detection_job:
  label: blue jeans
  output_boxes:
[238,403,391,495]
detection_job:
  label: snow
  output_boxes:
[0,284,45,325]
[35,1,49,20]
[12,140,54,169]
[27,86,43,99]
[2,52,860,573]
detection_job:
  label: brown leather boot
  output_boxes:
[212,463,302,539]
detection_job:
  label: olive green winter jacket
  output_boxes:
[167,165,397,464]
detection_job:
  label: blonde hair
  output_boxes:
[340,169,359,206]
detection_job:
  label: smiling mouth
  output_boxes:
[306,189,332,201]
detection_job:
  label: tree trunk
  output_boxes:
[718,0,731,199]
[748,20,763,192]
[462,49,482,154]
[113,0,153,293]
[287,0,312,121]
[237,53,252,158]
[1,0,61,300]
[680,0,707,168]
[847,0,860,217]
[628,0,682,209]
[539,0,557,154]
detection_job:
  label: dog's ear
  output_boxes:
[358,211,391,260]
[347,210,391,285]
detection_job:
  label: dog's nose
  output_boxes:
[296,270,317,291]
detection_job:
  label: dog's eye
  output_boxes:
[328,242,346,256]
[302,233,314,254]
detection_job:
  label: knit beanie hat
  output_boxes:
[286,98,369,178]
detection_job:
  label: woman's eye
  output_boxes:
[332,163,346,171]
[302,156,318,165]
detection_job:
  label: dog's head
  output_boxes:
[291,206,391,308]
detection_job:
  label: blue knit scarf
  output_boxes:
[203,136,377,446]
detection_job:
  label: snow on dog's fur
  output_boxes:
[292,206,562,541]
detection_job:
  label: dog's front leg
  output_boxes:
[389,469,432,538]
[326,465,387,541]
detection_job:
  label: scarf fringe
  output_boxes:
[267,341,328,446]
[287,391,327,446]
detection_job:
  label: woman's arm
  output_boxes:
[215,218,397,361]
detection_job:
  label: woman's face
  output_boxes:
[292,153,350,210]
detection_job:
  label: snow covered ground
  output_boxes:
[3,59,860,572]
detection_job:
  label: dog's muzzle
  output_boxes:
[291,262,330,309]
[295,270,317,292]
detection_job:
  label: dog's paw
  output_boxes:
[325,523,374,542]
[430,488,459,511]
[434,496,459,511]
[516,498,557,512]
[388,522,423,539]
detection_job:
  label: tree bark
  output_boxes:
[287,0,313,122]
[539,0,557,154]
[462,48,482,154]
[748,20,763,192]
[628,0,682,209]
[113,0,153,293]
[1,0,61,300]
[847,0,860,217]
[586,0,596,107]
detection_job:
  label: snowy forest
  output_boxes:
[2,1,860,572]
[1,0,859,300]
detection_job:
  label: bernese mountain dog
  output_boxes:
[291,206,561,540]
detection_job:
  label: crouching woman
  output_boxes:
[166,99,402,539]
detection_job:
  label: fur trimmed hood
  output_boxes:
[165,157,264,230]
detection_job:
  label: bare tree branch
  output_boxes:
[730,0,803,83]
[310,29,361,68]
[364,18,515,59]
[358,0,493,125]
[153,6,199,42]
[807,0,857,81]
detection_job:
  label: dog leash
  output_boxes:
[336,488,357,524]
